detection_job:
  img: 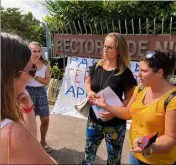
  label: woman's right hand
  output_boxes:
[87,90,97,104]
[94,93,108,110]
[16,90,33,108]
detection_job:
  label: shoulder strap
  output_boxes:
[89,62,97,76]
[138,85,144,93]
[164,91,176,112]
[1,119,13,129]
[137,86,176,112]
[8,123,13,165]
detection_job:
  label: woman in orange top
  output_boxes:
[92,50,176,164]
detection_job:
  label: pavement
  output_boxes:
[36,105,130,164]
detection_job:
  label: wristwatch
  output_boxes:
[149,146,153,154]
[143,146,153,157]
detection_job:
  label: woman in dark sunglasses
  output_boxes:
[1,32,57,164]
[93,50,176,165]
[26,41,52,153]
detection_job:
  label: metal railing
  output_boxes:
[55,17,175,35]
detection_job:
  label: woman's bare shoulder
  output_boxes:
[2,122,31,148]
[2,122,36,159]
[1,122,30,163]
[2,122,57,164]
[1,122,23,141]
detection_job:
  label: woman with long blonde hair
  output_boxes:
[81,32,137,165]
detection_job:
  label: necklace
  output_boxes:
[100,68,116,91]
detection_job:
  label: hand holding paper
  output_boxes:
[94,93,107,109]
[87,90,96,100]
[99,110,115,121]
[92,86,123,121]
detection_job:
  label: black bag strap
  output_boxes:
[138,85,144,93]
[89,62,97,77]
[138,85,176,112]
[164,91,176,112]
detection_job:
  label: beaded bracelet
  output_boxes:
[21,104,34,113]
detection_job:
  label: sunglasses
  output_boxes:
[19,64,37,77]
[145,51,162,68]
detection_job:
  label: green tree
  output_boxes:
[1,7,46,45]
[43,0,176,34]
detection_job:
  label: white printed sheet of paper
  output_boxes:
[92,86,123,121]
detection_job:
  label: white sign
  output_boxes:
[51,57,139,129]
[51,57,98,119]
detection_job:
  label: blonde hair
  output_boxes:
[97,32,130,75]
[29,41,49,66]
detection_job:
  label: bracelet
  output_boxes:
[149,146,153,154]
[143,146,153,157]
[21,104,34,113]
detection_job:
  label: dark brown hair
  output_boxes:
[140,50,176,78]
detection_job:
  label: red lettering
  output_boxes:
[84,71,89,83]
[75,70,81,83]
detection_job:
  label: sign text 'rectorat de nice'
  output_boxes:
[54,34,176,61]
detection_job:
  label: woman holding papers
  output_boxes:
[94,50,176,165]
[81,32,137,165]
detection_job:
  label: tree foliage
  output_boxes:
[1,7,46,45]
[43,1,176,34]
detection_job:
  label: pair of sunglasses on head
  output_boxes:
[144,50,162,68]
[19,64,37,77]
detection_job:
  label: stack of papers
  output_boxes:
[92,86,123,121]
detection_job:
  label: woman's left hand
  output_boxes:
[16,89,33,108]
[99,111,115,120]
[131,138,152,156]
